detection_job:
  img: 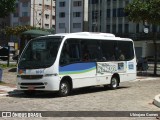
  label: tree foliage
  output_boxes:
[0,0,16,18]
[125,0,160,75]
[3,25,49,36]
[4,25,34,36]
[125,0,160,25]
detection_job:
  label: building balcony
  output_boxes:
[19,0,30,2]
[115,33,160,41]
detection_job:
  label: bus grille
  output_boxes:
[20,82,45,89]
[21,75,43,80]
[21,83,44,85]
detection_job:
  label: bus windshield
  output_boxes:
[18,37,62,69]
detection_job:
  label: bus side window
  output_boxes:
[69,43,81,62]
[101,40,115,61]
[82,44,90,61]
[60,39,81,65]
[81,40,103,62]
[117,41,134,61]
[60,43,70,65]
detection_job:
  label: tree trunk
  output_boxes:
[153,32,157,76]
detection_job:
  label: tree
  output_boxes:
[4,25,34,36]
[125,0,160,76]
[0,0,16,18]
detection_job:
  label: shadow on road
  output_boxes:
[7,86,130,99]
[137,71,160,77]
[8,68,17,72]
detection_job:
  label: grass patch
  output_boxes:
[0,64,17,69]
[0,81,6,85]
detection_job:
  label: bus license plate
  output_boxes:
[28,86,35,90]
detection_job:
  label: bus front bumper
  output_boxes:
[16,75,60,91]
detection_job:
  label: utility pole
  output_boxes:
[68,0,71,33]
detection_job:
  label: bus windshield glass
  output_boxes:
[18,37,62,69]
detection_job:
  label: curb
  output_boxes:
[153,94,160,108]
[132,77,159,82]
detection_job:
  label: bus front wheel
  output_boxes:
[110,77,118,90]
[58,81,70,97]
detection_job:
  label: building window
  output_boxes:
[52,25,55,28]
[106,25,110,32]
[39,4,42,6]
[125,0,129,5]
[113,9,117,17]
[91,0,99,4]
[73,23,81,28]
[21,22,29,25]
[45,5,50,9]
[125,24,129,33]
[52,15,55,19]
[59,1,65,7]
[22,12,28,17]
[15,3,18,8]
[107,9,110,18]
[45,14,49,19]
[59,23,65,28]
[136,24,139,33]
[92,11,98,19]
[117,8,125,17]
[118,24,122,33]
[73,1,82,7]
[13,12,19,17]
[22,2,28,7]
[112,24,116,33]
[13,22,19,27]
[59,12,65,18]
[73,12,81,17]
[45,24,49,28]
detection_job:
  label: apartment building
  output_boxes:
[88,0,160,59]
[56,0,88,33]
[88,0,143,34]
[0,0,56,47]
[11,0,56,29]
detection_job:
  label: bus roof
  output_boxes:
[52,32,115,37]
[46,32,133,41]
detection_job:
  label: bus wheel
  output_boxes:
[58,81,70,97]
[110,77,118,90]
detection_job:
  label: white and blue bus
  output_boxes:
[17,32,136,96]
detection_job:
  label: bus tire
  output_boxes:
[110,77,118,90]
[58,81,70,97]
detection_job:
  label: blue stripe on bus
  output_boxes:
[59,62,96,74]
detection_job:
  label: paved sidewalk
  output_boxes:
[135,76,160,81]
[0,84,17,96]
[0,75,159,96]
[0,67,160,108]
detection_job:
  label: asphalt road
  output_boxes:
[0,79,159,120]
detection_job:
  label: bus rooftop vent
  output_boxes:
[71,32,115,37]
